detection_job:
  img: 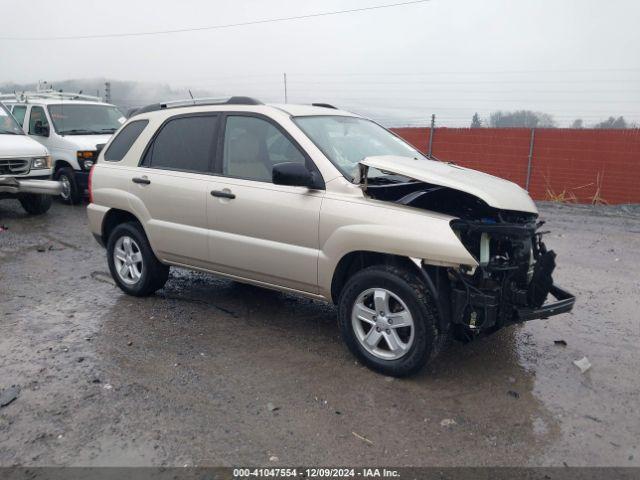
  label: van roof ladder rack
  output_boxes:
[0,90,103,103]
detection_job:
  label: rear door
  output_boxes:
[206,113,324,293]
[129,113,219,268]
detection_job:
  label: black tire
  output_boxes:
[106,222,169,296]
[338,264,446,377]
[18,193,52,215]
[54,167,82,204]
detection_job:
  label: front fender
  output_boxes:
[317,198,478,298]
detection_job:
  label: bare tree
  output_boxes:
[593,116,628,129]
[488,110,556,128]
[571,119,584,129]
[470,112,482,128]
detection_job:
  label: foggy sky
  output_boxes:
[1,0,639,127]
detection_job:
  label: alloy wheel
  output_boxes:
[351,288,415,360]
[113,235,143,285]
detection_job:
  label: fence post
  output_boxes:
[428,114,435,158]
[525,128,535,191]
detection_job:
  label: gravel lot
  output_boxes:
[0,200,638,467]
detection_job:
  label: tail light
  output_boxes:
[88,164,95,203]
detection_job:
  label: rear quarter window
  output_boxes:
[104,120,148,162]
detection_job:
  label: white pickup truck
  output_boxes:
[0,102,61,214]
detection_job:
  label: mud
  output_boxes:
[0,200,638,466]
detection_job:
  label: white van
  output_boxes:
[4,90,125,204]
[0,102,60,214]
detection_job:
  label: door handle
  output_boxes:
[210,190,235,199]
[132,177,151,185]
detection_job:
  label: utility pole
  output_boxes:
[283,73,288,103]
[428,114,436,158]
[104,81,111,104]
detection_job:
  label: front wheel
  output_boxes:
[55,167,82,204]
[19,193,52,215]
[107,222,170,296]
[338,265,445,377]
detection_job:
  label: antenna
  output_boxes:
[283,73,288,103]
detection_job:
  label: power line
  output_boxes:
[0,0,430,41]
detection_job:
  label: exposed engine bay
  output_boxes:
[364,175,575,340]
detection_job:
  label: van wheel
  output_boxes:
[55,167,81,204]
[19,193,52,215]
[107,222,169,296]
[338,265,443,377]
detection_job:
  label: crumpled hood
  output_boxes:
[60,134,113,150]
[359,155,538,214]
[0,134,49,157]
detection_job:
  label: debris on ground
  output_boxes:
[0,224,8,233]
[266,402,280,412]
[440,418,457,427]
[554,339,568,346]
[0,386,20,407]
[507,390,520,399]
[352,431,374,445]
[573,357,592,373]
[269,455,279,462]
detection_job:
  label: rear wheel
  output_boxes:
[107,222,169,296]
[338,265,445,377]
[55,167,82,204]
[19,193,52,215]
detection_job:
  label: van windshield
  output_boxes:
[293,115,425,179]
[0,104,25,135]
[48,104,125,135]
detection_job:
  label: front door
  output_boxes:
[26,105,55,152]
[207,114,324,293]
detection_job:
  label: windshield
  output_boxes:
[48,104,125,135]
[0,103,25,135]
[293,115,425,179]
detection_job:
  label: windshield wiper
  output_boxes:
[98,128,118,133]
[58,128,100,135]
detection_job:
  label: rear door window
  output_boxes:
[104,120,148,161]
[144,115,218,173]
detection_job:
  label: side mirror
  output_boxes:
[34,121,49,137]
[273,162,316,188]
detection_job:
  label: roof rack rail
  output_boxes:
[133,96,263,115]
[0,89,103,103]
[312,103,337,109]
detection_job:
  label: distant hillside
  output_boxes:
[0,78,217,113]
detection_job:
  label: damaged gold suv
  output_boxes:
[87,97,575,376]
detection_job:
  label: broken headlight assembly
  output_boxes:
[448,213,575,339]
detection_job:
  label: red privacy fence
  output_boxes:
[391,127,640,204]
